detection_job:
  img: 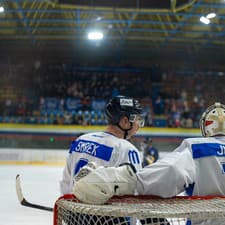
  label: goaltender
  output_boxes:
[74,102,225,225]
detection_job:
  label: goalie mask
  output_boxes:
[200,102,225,137]
[105,96,145,128]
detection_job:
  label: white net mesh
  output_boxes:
[53,195,225,225]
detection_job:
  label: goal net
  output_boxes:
[53,194,225,225]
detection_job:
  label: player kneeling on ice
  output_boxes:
[74,102,225,224]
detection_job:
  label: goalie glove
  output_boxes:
[73,163,137,204]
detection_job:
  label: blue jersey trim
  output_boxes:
[128,150,140,164]
[185,182,195,196]
[186,219,192,225]
[69,139,113,161]
[192,143,225,159]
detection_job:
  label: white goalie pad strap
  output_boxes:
[73,164,137,204]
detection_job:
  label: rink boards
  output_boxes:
[0,123,200,165]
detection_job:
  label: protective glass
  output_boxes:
[129,114,145,127]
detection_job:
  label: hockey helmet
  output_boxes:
[200,102,225,137]
[105,95,145,127]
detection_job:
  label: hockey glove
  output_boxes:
[73,164,137,204]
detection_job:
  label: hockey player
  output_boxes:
[60,95,145,225]
[60,95,145,195]
[142,137,159,167]
[74,102,225,224]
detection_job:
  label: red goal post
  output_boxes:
[53,194,225,225]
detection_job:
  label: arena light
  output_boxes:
[200,16,210,25]
[0,6,4,13]
[87,31,104,40]
[206,13,216,19]
[95,16,102,21]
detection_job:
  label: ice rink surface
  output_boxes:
[0,164,64,225]
[0,152,181,225]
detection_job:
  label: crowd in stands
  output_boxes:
[0,61,224,128]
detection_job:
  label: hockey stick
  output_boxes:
[16,174,53,212]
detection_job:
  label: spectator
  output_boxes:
[142,137,159,167]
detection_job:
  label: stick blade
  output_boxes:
[15,174,53,212]
[16,174,24,203]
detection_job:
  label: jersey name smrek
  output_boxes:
[75,141,99,156]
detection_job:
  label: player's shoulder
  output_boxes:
[77,132,106,140]
[183,137,205,143]
[119,139,139,151]
[119,137,134,145]
[71,132,107,148]
[183,136,223,145]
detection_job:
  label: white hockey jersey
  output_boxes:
[137,136,225,197]
[60,131,142,194]
[137,136,225,225]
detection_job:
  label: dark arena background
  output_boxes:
[0,0,225,160]
[0,1,225,224]
[0,0,225,161]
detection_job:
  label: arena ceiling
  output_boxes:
[1,0,225,63]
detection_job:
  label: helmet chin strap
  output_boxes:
[117,122,133,139]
